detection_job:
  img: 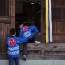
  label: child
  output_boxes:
[19,22,40,60]
[6,28,28,65]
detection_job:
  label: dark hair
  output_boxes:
[18,22,23,26]
[10,28,16,35]
[19,22,31,26]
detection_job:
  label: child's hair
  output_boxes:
[18,20,23,25]
[10,28,16,35]
[19,22,31,26]
[18,20,31,26]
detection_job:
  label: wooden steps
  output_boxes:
[27,43,65,56]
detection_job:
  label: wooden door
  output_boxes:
[52,0,65,43]
[0,0,15,58]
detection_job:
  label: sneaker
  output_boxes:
[34,41,40,46]
[22,55,27,61]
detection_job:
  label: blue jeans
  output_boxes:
[9,57,19,65]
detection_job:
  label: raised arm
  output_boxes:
[30,25,39,32]
[17,37,28,44]
[19,29,23,38]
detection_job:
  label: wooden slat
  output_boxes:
[1,23,5,53]
[0,17,10,23]
[10,0,15,28]
[40,0,44,42]
[0,23,2,53]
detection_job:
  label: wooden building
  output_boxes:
[0,0,65,59]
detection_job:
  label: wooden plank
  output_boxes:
[10,0,15,28]
[27,43,65,51]
[0,23,2,53]
[40,0,44,43]
[1,23,5,53]
[0,0,9,16]
[0,17,10,23]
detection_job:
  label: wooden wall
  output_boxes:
[41,0,65,43]
[0,0,65,59]
[0,0,15,58]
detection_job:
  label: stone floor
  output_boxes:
[0,60,65,65]
[27,55,65,60]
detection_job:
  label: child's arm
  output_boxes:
[30,25,39,33]
[19,29,23,38]
[17,37,28,44]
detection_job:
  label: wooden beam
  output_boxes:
[10,0,15,28]
[40,0,44,43]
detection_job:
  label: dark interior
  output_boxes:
[15,1,41,42]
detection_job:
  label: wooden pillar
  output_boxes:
[10,0,15,28]
[40,0,44,43]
